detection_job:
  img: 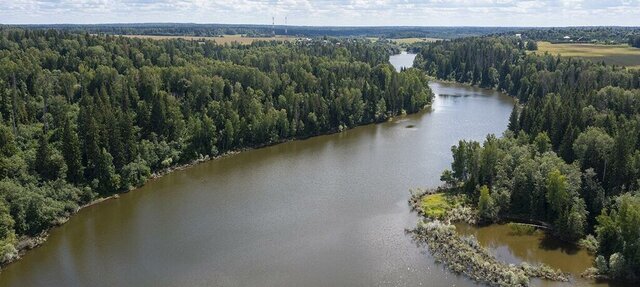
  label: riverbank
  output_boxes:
[407,188,572,286]
[0,102,435,271]
[0,133,319,269]
[408,220,569,287]
[0,78,519,286]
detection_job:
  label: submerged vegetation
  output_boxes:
[0,28,434,265]
[506,223,538,236]
[409,220,569,287]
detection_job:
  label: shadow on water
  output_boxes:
[538,233,582,255]
[455,223,594,277]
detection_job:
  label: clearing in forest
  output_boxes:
[534,41,640,69]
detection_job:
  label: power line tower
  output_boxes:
[272,16,275,36]
[285,16,288,35]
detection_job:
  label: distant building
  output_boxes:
[515,34,522,39]
[563,36,571,40]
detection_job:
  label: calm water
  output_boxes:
[0,54,594,286]
[389,51,416,72]
[455,223,607,287]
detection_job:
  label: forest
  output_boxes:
[414,37,640,282]
[506,27,639,44]
[0,28,433,263]
[630,35,640,48]
[4,24,521,39]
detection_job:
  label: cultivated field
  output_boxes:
[120,34,297,44]
[534,41,640,68]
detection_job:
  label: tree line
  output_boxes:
[0,28,433,262]
[505,27,640,44]
[629,35,640,48]
[4,24,522,39]
[415,36,640,282]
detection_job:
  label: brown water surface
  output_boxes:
[0,53,602,287]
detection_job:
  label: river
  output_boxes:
[0,53,595,287]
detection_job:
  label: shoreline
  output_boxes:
[407,188,571,286]
[0,104,432,271]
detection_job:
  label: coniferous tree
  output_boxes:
[62,116,84,183]
[507,105,519,133]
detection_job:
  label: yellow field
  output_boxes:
[120,34,297,44]
[534,41,640,69]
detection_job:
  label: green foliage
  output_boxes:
[120,157,151,190]
[445,134,585,241]
[0,28,435,261]
[595,194,640,280]
[507,106,519,133]
[477,185,496,223]
[579,234,599,254]
[420,194,450,219]
[546,169,569,216]
[595,255,609,274]
[61,116,83,183]
[0,199,17,262]
[609,253,627,279]
[417,34,640,282]
[534,132,551,154]
[525,41,538,51]
[573,127,614,183]
[629,35,640,48]
[92,149,120,196]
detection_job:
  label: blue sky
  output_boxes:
[1,0,639,26]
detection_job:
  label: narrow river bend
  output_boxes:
[0,54,515,287]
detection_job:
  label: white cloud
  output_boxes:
[0,0,638,26]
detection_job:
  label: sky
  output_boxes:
[1,0,639,27]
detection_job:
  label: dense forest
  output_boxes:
[0,28,433,263]
[629,35,640,48]
[414,37,640,282]
[4,24,521,39]
[506,27,640,44]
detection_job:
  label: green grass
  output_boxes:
[420,193,450,218]
[534,41,640,69]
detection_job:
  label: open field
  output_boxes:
[120,34,297,44]
[534,41,640,68]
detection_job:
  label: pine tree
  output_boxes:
[507,105,519,133]
[34,130,52,180]
[94,148,120,195]
[62,116,84,183]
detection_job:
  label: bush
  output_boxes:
[121,157,151,190]
[595,255,608,274]
[609,253,626,279]
[579,234,599,254]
